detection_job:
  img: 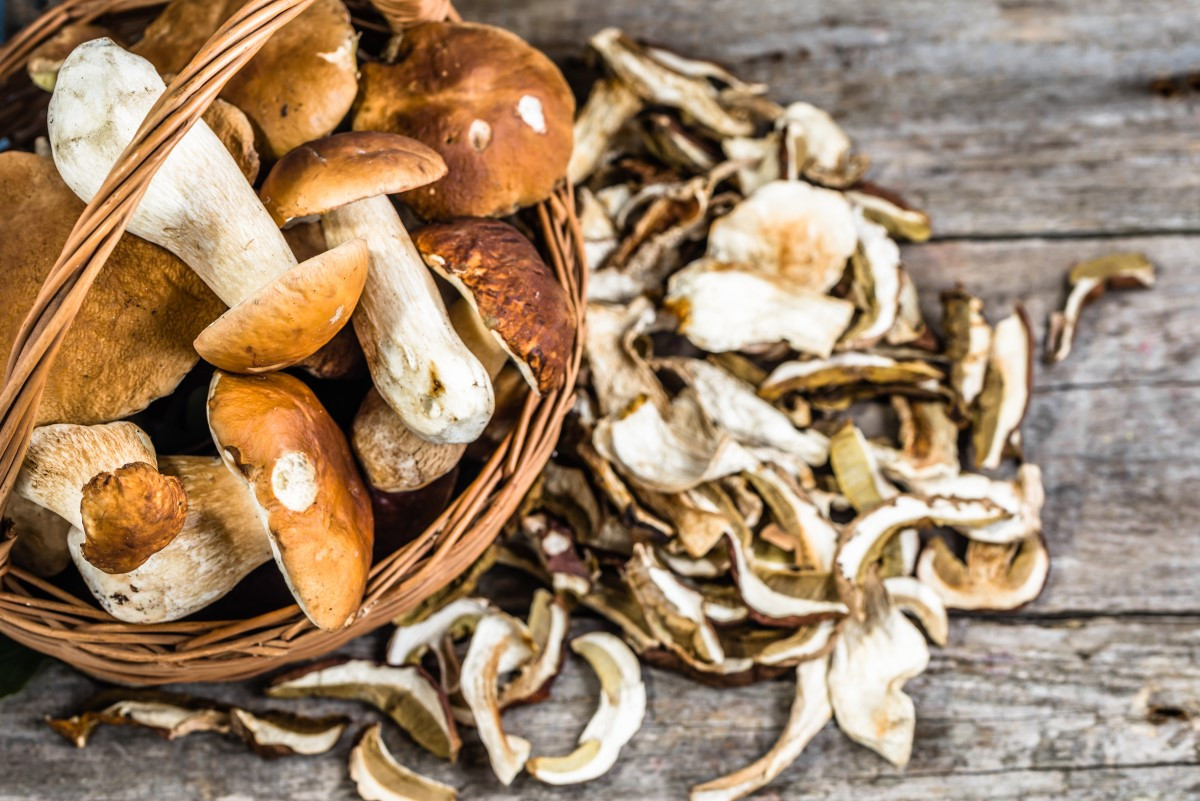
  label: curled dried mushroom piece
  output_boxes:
[972,307,1034,469]
[1047,251,1155,364]
[917,535,1050,611]
[349,723,458,801]
[460,614,535,784]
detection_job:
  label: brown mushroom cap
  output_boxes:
[259,131,448,226]
[78,462,188,574]
[132,0,358,160]
[352,387,465,492]
[207,371,374,629]
[193,238,369,374]
[414,218,575,394]
[0,152,224,425]
[354,21,575,219]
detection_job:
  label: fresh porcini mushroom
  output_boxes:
[48,39,368,373]
[942,287,992,409]
[758,353,943,400]
[972,306,1033,469]
[267,659,461,761]
[0,152,225,425]
[569,77,644,184]
[460,613,536,784]
[690,656,831,801]
[15,422,186,575]
[369,0,452,30]
[355,21,575,219]
[25,24,112,91]
[260,131,495,445]
[207,371,374,630]
[1047,251,1155,364]
[846,183,932,243]
[526,632,646,786]
[828,599,929,767]
[723,533,849,625]
[132,0,358,159]
[414,218,576,395]
[5,496,72,577]
[499,590,571,708]
[352,388,466,493]
[67,456,271,623]
[665,259,855,357]
[705,181,858,294]
[838,211,902,350]
[917,535,1050,611]
[883,576,949,646]
[349,723,458,801]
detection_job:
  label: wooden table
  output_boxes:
[3,1,1200,799]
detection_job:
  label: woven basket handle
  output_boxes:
[0,0,318,515]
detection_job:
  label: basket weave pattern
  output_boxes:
[0,0,586,685]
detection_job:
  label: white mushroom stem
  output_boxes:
[70,456,272,624]
[47,39,296,306]
[15,422,156,530]
[321,194,494,444]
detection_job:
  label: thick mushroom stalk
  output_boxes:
[15,422,186,574]
[47,39,366,373]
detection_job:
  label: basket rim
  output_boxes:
[0,0,588,685]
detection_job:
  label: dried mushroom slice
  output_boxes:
[499,590,571,708]
[759,353,943,399]
[722,133,782,195]
[916,535,1050,611]
[754,619,839,667]
[638,486,737,559]
[724,533,848,625]
[942,287,992,409]
[267,660,461,761]
[690,656,832,801]
[580,575,662,654]
[829,423,897,512]
[873,399,960,485]
[743,467,838,572]
[585,298,670,416]
[229,709,349,758]
[886,267,935,347]
[520,514,595,597]
[578,187,621,270]
[665,259,855,357]
[642,113,720,175]
[706,181,857,294]
[588,28,755,137]
[777,102,867,188]
[838,211,902,351]
[526,633,647,785]
[829,600,929,767]
[349,723,457,801]
[577,440,672,543]
[1047,251,1155,364]
[910,464,1044,545]
[846,183,932,243]
[972,307,1034,469]
[387,598,494,667]
[626,543,726,664]
[460,613,536,784]
[656,358,829,466]
[569,77,644,184]
[883,576,949,646]
[46,691,231,747]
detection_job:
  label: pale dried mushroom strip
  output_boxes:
[942,287,992,408]
[724,532,848,624]
[690,656,832,801]
[846,184,932,243]
[759,353,943,399]
[886,267,934,346]
[972,306,1034,469]
[777,102,868,188]
[1047,251,1155,364]
[838,211,902,350]
[883,576,949,646]
[46,691,231,748]
[520,513,594,597]
[743,466,838,572]
[916,535,1050,611]
[872,399,960,485]
[386,598,494,667]
[626,542,726,664]
[569,77,644,185]
[526,632,647,785]
[229,708,349,758]
[460,613,535,784]
[499,589,571,707]
[585,298,670,416]
[665,259,855,357]
[909,464,1044,545]
[349,723,457,801]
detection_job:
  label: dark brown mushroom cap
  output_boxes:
[0,152,224,425]
[79,462,188,574]
[260,131,448,226]
[132,0,358,160]
[207,371,374,630]
[414,218,575,394]
[353,21,575,219]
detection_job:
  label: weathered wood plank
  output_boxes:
[1,615,1198,799]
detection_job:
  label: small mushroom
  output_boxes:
[525,633,646,785]
[872,399,960,485]
[916,535,1050,611]
[261,131,495,445]
[355,22,575,219]
[665,259,855,357]
[776,102,868,188]
[625,543,726,665]
[48,39,367,373]
[15,422,186,575]
[846,183,931,243]
[706,181,858,294]
[1047,251,1155,364]
[46,691,232,747]
[460,613,536,784]
[132,0,359,159]
[908,464,1044,545]
[972,306,1033,469]
[743,467,839,572]
[268,659,461,761]
[207,371,374,630]
[369,0,452,30]
[353,388,466,493]
[415,218,576,395]
[350,723,458,801]
[585,298,671,417]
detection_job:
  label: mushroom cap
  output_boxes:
[354,21,575,219]
[193,238,369,374]
[414,218,575,394]
[260,131,448,226]
[207,371,374,630]
[0,152,224,425]
[131,0,358,160]
[79,462,189,574]
[352,387,465,493]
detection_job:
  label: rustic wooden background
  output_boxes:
[3,1,1200,799]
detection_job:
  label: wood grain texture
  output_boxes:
[3,0,1200,799]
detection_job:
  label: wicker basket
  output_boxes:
[0,0,586,685]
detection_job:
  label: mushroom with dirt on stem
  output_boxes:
[47,38,368,374]
[260,130,495,445]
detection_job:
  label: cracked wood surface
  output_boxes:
[3,0,1200,799]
